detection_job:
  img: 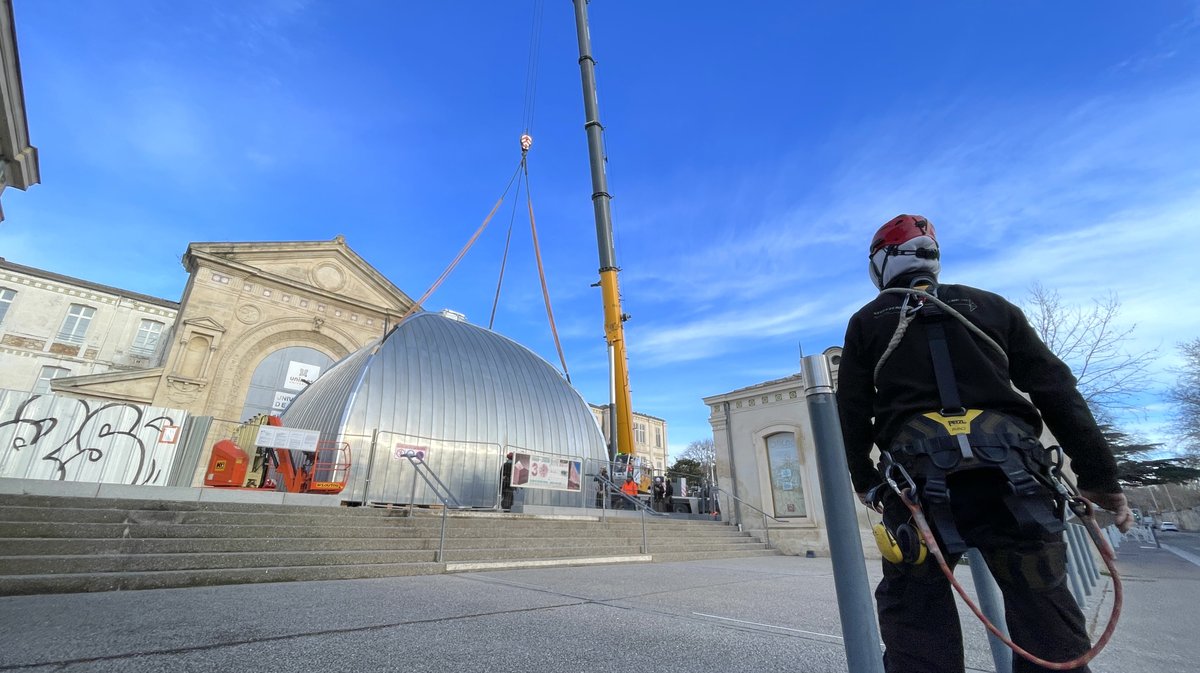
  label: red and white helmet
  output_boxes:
[868,214,940,289]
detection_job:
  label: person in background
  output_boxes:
[500,452,514,511]
[651,475,666,512]
[620,475,639,509]
[594,467,610,509]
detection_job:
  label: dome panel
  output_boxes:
[281,312,606,507]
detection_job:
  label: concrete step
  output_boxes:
[0,539,770,576]
[0,549,439,574]
[649,549,782,562]
[0,561,449,596]
[0,519,752,543]
[0,531,759,557]
[0,493,780,595]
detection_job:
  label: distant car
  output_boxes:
[1160,522,1179,532]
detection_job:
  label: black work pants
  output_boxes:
[875,470,1090,673]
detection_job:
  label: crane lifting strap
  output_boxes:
[523,155,571,382]
[399,162,523,322]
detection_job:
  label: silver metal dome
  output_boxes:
[281,311,607,508]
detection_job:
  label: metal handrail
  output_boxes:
[590,472,666,554]
[402,453,466,562]
[711,485,785,549]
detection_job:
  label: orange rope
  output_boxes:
[523,159,570,382]
[901,490,1122,670]
[400,162,522,322]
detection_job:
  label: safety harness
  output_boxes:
[869,280,1123,670]
[880,284,1065,554]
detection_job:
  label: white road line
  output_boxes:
[691,612,843,640]
[1161,543,1200,568]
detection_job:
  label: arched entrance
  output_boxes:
[239,346,335,420]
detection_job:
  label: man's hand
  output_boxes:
[857,491,884,513]
[1081,490,1134,533]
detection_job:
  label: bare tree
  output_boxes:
[1021,283,1158,425]
[678,438,716,476]
[1169,337,1200,454]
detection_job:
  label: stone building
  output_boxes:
[0,0,39,220]
[49,237,415,425]
[0,257,179,394]
[589,404,669,472]
[702,347,865,556]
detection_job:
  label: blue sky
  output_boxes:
[2,1,1198,459]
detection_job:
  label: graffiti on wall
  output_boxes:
[0,391,189,486]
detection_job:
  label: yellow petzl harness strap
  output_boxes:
[886,291,1063,554]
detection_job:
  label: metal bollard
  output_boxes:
[1072,523,1100,584]
[1064,530,1086,607]
[965,548,1012,673]
[1066,524,1092,596]
[802,354,885,673]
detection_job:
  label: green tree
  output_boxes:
[668,457,705,489]
[1104,426,1200,487]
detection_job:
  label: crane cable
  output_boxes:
[488,171,523,330]
[399,162,523,322]
[521,0,544,137]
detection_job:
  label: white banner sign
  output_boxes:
[272,391,295,411]
[284,361,321,391]
[510,451,582,492]
[255,425,320,451]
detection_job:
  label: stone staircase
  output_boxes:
[0,493,778,595]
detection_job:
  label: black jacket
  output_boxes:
[835,275,1120,494]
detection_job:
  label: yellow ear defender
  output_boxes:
[865,484,928,565]
[873,520,928,565]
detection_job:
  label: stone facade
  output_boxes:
[0,0,40,221]
[0,258,179,396]
[589,403,669,472]
[702,346,874,557]
[48,237,415,426]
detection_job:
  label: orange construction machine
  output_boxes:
[204,414,350,495]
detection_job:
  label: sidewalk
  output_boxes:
[0,542,1196,672]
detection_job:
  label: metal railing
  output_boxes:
[711,485,785,549]
[397,452,466,563]
[589,471,667,554]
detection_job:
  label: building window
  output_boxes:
[34,366,71,394]
[130,319,165,356]
[765,432,807,517]
[0,288,14,324]
[57,304,96,344]
[634,422,646,445]
[655,427,662,448]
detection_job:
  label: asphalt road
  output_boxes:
[0,538,1196,673]
[1155,528,1200,557]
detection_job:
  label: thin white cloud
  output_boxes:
[612,80,1200,385]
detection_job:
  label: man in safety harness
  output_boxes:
[835,214,1134,673]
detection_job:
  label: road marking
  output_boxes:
[691,612,843,640]
[1161,543,1200,568]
